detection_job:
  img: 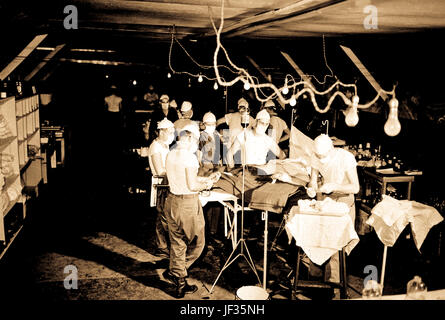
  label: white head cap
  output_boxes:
[314,134,334,156]
[203,112,216,123]
[264,100,275,108]
[160,94,169,103]
[181,101,193,112]
[181,123,200,140]
[169,99,177,108]
[256,109,270,121]
[157,118,174,129]
[237,98,249,108]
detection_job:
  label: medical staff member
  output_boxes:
[199,112,222,169]
[216,97,254,149]
[174,101,199,134]
[149,94,178,143]
[227,109,285,168]
[308,133,359,284]
[163,124,217,298]
[199,112,224,241]
[148,118,175,259]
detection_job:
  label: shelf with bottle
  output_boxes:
[344,141,383,168]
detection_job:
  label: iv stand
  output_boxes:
[210,120,262,294]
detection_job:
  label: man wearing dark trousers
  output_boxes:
[163,124,217,298]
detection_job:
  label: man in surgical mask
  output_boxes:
[307,133,360,290]
[148,118,176,259]
[227,109,285,168]
[148,94,178,144]
[199,112,222,170]
[198,112,224,244]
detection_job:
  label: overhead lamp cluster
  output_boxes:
[166,0,401,136]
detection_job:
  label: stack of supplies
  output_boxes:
[0,153,14,178]
[0,114,13,138]
[297,197,350,216]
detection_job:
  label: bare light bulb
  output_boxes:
[290,96,296,106]
[384,98,401,136]
[167,72,171,78]
[345,106,359,127]
[244,81,250,90]
[282,86,289,95]
[132,80,137,85]
[213,82,218,90]
[198,74,203,83]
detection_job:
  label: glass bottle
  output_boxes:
[387,155,393,168]
[362,280,383,299]
[364,142,371,160]
[406,276,427,300]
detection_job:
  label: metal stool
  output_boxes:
[291,246,348,299]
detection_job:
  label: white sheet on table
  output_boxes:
[285,208,359,266]
[199,191,238,207]
[367,198,444,250]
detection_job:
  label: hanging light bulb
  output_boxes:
[213,82,218,90]
[243,80,250,90]
[290,95,296,106]
[198,74,203,83]
[132,80,137,86]
[282,86,289,95]
[344,106,359,127]
[344,95,359,127]
[384,97,401,136]
[167,72,171,78]
[105,75,109,79]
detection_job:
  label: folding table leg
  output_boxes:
[292,247,301,300]
[380,245,388,290]
[340,248,348,299]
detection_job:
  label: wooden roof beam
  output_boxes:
[24,44,66,81]
[0,34,48,81]
[340,45,388,101]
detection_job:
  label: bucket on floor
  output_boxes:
[236,286,269,300]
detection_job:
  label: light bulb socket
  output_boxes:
[352,95,359,107]
[389,97,399,108]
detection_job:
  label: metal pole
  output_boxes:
[263,211,268,290]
